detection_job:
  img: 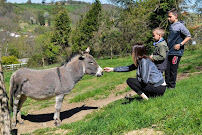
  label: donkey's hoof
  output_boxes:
[54,119,62,127]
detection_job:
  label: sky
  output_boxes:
[7,0,111,4]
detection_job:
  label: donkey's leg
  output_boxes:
[54,94,64,126]
[12,94,21,128]
[17,95,27,124]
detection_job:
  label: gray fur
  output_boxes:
[9,52,103,127]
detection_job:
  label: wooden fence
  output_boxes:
[2,63,27,71]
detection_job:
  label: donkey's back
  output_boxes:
[10,67,63,100]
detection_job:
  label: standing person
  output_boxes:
[166,8,191,89]
[104,44,166,100]
[150,27,169,73]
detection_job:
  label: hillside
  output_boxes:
[0,3,115,33]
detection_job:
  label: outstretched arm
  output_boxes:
[104,67,114,72]
[104,64,137,72]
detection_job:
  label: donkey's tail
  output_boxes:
[9,72,16,112]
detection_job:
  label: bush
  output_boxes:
[34,25,49,34]
[27,53,43,67]
[1,56,20,65]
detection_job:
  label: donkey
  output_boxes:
[9,48,103,127]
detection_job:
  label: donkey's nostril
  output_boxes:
[97,74,102,77]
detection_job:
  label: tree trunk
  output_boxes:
[0,61,11,135]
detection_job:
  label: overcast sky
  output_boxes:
[7,0,111,4]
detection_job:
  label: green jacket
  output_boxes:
[153,41,169,61]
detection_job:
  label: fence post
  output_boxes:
[0,61,11,134]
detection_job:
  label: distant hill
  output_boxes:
[0,3,115,34]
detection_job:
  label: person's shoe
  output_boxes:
[167,87,175,90]
[140,93,149,100]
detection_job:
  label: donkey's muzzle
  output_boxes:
[96,66,103,77]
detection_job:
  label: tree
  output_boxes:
[89,7,125,58]
[26,0,32,4]
[37,12,45,26]
[0,0,6,5]
[108,0,183,53]
[43,12,49,19]
[71,0,102,52]
[51,8,71,55]
[42,0,46,5]
[34,32,60,65]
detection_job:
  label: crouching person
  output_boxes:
[104,44,166,100]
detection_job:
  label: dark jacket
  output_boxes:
[114,58,164,87]
[153,41,169,72]
[168,21,191,56]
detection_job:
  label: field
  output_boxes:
[4,46,202,134]
[14,3,86,13]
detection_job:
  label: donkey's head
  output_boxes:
[79,47,103,77]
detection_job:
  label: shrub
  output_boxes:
[34,25,49,34]
[1,56,20,65]
[27,53,43,67]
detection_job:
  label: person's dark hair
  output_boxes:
[168,8,180,18]
[132,43,151,66]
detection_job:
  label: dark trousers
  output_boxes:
[126,78,166,97]
[165,55,181,88]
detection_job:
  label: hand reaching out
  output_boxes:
[103,67,114,72]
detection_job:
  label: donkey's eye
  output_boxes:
[89,62,94,64]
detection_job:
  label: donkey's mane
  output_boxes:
[61,53,80,66]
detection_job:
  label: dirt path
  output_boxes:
[16,84,135,134]
[15,71,202,134]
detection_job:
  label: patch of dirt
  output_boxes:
[45,129,71,135]
[125,128,163,135]
[195,66,202,71]
[177,71,202,81]
[15,83,135,134]
[115,82,128,91]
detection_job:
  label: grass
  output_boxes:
[4,45,202,134]
[14,3,86,13]
[178,47,202,73]
[4,46,202,114]
[32,74,202,135]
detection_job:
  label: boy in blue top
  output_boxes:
[166,8,191,89]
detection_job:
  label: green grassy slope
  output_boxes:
[14,3,86,13]
[4,46,202,134]
[4,47,202,113]
[32,73,202,135]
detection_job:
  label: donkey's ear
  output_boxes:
[79,55,85,60]
[84,47,90,53]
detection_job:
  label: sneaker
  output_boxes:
[167,87,175,90]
